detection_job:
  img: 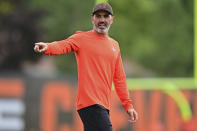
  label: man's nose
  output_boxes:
[99,16,105,22]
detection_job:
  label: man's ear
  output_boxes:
[110,16,114,24]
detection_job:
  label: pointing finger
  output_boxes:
[34,45,39,52]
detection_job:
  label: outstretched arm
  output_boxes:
[34,35,80,55]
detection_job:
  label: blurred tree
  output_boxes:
[110,0,193,77]
[1,0,193,77]
[0,0,44,71]
[27,0,94,74]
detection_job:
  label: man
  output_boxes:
[34,2,138,131]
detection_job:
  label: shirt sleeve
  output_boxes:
[43,34,80,55]
[113,51,133,111]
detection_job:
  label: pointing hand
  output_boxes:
[34,42,48,53]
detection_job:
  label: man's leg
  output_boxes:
[78,104,113,131]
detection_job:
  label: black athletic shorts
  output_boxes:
[77,104,113,131]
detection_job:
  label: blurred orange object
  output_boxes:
[181,118,196,131]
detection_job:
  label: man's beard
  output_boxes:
[94,22,111,34]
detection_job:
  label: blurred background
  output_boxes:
[0,0,195,131]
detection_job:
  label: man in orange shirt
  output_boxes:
[34,2,138,131]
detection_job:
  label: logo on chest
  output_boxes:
[112,45,116,52]
[112,47,116,52]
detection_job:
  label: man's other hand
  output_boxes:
[127,108,138,123]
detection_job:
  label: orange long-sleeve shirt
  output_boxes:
[44,30,132,111]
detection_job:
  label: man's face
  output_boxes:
[92,10,114,35]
